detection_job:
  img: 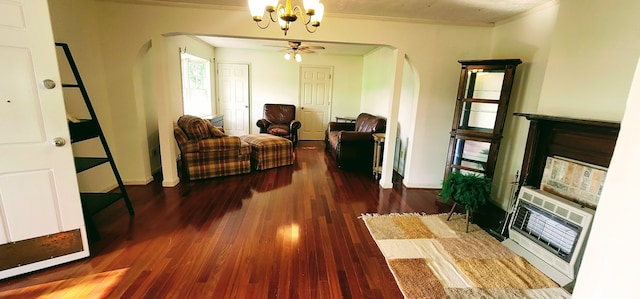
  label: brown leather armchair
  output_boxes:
[256,104,302,146]
[325,113,386,170]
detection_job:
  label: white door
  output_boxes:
[0,0,89,279]
[217,63,250,136]
[299,66,333,140]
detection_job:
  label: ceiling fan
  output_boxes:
[282,41,324,62]
[286,41,325,53]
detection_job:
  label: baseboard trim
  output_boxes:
[162,177,180,187]
[402,180,441,189]
[124,176,154,185]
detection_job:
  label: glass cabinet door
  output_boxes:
[464,70,504,100]
[452,138,491,173]
[445,59,521,178]
[458,102,498,131]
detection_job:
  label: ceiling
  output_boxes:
[106,0,552,25]
[197,36,380,56]
[106,0,553,56]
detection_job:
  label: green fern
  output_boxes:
[440,171,492,212]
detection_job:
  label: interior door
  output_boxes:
[217,63,250,136]
[299,66,333,140]
[0,0,89,279]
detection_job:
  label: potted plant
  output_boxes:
[440,171,492,232]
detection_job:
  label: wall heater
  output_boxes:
[502,186,595,287]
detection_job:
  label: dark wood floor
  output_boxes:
[0,141,446,298]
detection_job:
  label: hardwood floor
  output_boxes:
[0,141,445,298]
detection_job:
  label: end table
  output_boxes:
[372,133,385,179]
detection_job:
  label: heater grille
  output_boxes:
[511,201,581,262]
[507,186,595,281]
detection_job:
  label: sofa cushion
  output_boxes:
[178,115,211,140]
[205,120,226,137]
[355,113,386,133]
[264,104,296,125]
[267,124,290,136]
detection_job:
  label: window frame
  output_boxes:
[180,53,212,118]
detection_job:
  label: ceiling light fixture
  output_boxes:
[284,50,302,62]
[248,0,324,36]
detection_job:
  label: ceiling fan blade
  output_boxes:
[263,45,289,49]
[302,45,325,50]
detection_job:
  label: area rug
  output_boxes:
[360,213,571,299]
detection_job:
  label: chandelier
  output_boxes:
[248,0,325,36]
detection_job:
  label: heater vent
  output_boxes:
[556,206,569,218]
[511,201,580,262]
[542,200,556,211]
[569,213,584,224]
[508,186,595,280]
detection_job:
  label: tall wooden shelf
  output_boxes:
[444,59,522,179]
[56,43,134,241]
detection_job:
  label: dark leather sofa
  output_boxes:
[325,113,386,170]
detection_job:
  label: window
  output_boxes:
[181,53,212,118]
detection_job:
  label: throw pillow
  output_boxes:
[206,121,227,137]
[268,125,289,136]
[178,115,210,140]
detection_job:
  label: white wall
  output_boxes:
[360,47,395,117]
[572,57,640,298]
[48,0,124,191]
[402,25,492,188]
[394,58,418,176]
[537,0,640,121]
[139,42,161,174]
[214,47,364,131]
[489,1,559,209]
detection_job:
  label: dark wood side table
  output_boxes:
[208,115,224,128]
[335,116,356,123]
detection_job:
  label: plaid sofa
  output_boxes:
[240,134,294,171]
[173,115,251,180]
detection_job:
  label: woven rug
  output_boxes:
[360,213,571,299]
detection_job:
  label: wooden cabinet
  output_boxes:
[444,59,521,179]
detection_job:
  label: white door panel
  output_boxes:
[0,0,88,280]
[301,110,326,139]
[217,63,250,136]
[0,171,61,241]
[299,66,332,140]
[0,44,46,143]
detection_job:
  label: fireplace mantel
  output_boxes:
[515,113,620,188]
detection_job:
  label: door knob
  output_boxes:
[53,137,66,147]
[43,79,56,89]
